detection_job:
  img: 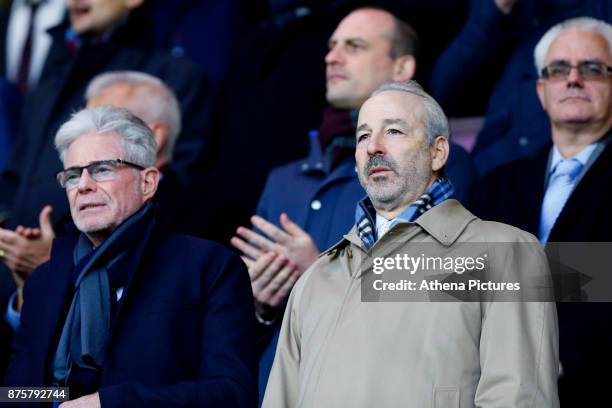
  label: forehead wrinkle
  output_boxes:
[382,118,409,128]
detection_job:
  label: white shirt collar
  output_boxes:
[549,142,598,175]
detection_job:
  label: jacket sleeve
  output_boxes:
[2,262,49,390]
[98,254,258,408]
[475,239,559,407]
[0,294,16,385]
[428,0,512,110]
[261,275,304,408]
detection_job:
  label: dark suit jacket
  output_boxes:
[0,0,11,79]
[473,138,612,241]
[0,275,14,384]
[472,137,612,405]
[3,226,258,407]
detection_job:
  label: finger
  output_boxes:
[251,215,291,244]
[259,262,295,304]
[236,226,278,252]
[269,269,300,306]
[15,225,24,234]
[240,255,254,269]
[0,228,17,245]
[24,227,42,238]
[280,213,306,236]
[249,252,277,282]
[39,205,55,238]
[252,254,288,294]
[230,236,263,260]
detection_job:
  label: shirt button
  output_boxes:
[518,137,529,147]
[311,200,322,210]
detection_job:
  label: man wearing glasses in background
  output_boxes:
[473,17,612,405]
[2,106,257,407]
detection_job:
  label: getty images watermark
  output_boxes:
[359,242,556,302]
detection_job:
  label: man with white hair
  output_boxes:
[474,17,612,404]
[3,106,257,407]
[85,71,182,170]
[263,80,559,407]
[0,72,198,378]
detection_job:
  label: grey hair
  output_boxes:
[85,71,181,161]
[371,80,449,144]
[534,17,612,75]
[55,105,157,167]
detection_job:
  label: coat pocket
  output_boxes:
[432,386,460,408]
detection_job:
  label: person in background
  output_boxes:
[472,17,612,405]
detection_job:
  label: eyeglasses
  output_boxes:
[541,60,612,80]
[56,159,145,190]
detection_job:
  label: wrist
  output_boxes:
[254,301,279,325]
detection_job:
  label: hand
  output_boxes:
[59,392,100,408]
[242,252,300,308]
[231,213,320,274]
[0,206,54,280]
[494,0,518,14]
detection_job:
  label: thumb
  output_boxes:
[39,206,55,238]
[280,213,305,236]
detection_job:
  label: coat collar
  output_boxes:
[322,199,477,256]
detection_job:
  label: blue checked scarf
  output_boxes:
[355,177,454,248]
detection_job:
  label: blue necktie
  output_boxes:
[539,158,583,244]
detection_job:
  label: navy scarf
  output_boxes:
[52,203,156,395]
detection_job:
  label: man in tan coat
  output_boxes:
[263,80,559,407]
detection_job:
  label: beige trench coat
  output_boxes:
[263,200,559,408]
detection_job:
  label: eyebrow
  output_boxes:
[548,58,606,64]
[328,37,368,48]
[356,123,371,133]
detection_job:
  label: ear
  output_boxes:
[535,78,547,112]
[141,167,160,201]
[430,135,449,173]
[126,0,145,11]
[392,55,416,82]
[149,122,169,167]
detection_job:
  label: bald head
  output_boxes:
[324,7,418,109]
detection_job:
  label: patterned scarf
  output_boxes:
[355,177,454,249]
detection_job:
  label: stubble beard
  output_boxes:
[360,150,432,213]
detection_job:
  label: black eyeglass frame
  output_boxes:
[56,159,146,189]
[540,60,612,80]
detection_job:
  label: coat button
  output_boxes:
[311,200,322,210]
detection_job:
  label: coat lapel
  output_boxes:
[39,237,76,378]
[551,140,612,240]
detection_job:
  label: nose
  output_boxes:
[566,66,584,87]
[76,169,96,192]
[325,44,343,66]
[366,132,386,157]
